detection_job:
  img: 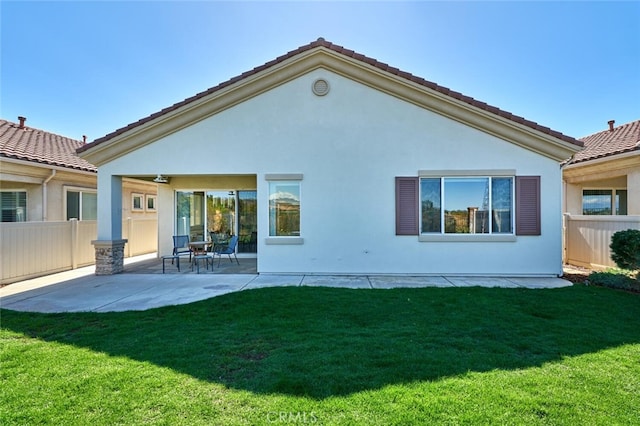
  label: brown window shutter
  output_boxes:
[516,176,541,236]
[396,177,419,235]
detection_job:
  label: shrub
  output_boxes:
[610,229,640,273]
[589,269,640,292]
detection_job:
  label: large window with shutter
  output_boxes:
[1,191,27,222]
[396,173,540,238]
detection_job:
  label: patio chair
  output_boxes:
[172,235,193,263]
[213,235,239,267]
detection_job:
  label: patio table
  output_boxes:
[189,241,210,256]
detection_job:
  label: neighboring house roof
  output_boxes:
[78,38,583,158]
[0,118,96,173]
[572,119,640,164]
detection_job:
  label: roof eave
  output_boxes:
[563,148,640,170]
[79,43,583,166]
[0,155,97,175]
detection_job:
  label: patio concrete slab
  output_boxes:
[370,275,454,289]
[301,275,371,289]
[0,255,573,313]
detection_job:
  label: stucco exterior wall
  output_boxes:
[1,160,157,222]
[101,69,565,276]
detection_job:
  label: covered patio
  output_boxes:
[127,255,257,275]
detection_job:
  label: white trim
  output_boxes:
[564,214,640,223]
[265,173,304,181]
[419,169,516,177]
[419,234,517,242]
[265,237,304,245]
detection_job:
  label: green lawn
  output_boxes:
[2,284,639,425]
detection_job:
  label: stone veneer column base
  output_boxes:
[92,239,128,275]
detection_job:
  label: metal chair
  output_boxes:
[213,235,239,266]
[172,235,193,263]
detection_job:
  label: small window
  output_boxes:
[66,189,97,220]
[582,189,627,215]
[146,195,157,211]
[268,181,300,237]
[1,191,27,222]
[132,193,144,212]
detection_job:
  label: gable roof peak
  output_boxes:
[79,39,583,155]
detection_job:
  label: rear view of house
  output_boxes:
[78,38,583,277]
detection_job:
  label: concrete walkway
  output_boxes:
[0,254,571,313]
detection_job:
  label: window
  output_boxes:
[66,189,97,220]
[396,173,540,238]
[582,189,627,215]
[146,194,157,211]
[1,191,27,222]
[269,181,301,237]
[265,174,303,245]
[421,177,514,235]
[132,193,144,211]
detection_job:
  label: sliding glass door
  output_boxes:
[176,190,257,253]
[207,191,236,243]
[176,191,205,241]
[238,190,257,253]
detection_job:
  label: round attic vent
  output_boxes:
[312,79,330,96]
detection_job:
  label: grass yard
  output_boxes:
[1,284,639,425]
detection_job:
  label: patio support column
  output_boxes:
[92,173,127,275]
[628,170,640,215]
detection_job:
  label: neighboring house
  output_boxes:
[78,38,582,277]
[564,119,640,216]
[0,117,158,223]
[563,119,640,269]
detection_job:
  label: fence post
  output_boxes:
[70,218,78,269]
[126,217,133,258]
[563,213,570,265]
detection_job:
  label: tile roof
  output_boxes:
[79,38,582,153]
[572,119,640,164]
[0,118,96,172]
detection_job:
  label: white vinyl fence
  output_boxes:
[1,218,157,285]
[564,214,640,270]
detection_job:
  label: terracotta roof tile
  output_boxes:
[572,119,640,164]
[79,38,582,152]
[0,118,96,172]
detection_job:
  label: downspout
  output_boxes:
[42,170,56,221]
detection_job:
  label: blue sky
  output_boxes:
[2,1,638,143]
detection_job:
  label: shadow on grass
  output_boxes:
[2,285,639,399]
